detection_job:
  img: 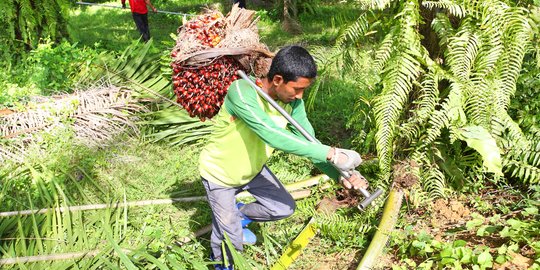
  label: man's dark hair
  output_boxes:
[267,45,317,82]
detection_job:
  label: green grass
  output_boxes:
[68,0,224,51]
[68,0,363,52]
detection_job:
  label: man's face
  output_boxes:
[270,75,313,103]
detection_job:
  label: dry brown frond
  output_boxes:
[0,83,146,162]
[172,4,273,72]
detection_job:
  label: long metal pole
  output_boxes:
[75,1,196,16]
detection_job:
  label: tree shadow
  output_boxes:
[166,177,214,246]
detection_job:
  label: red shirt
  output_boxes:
[123,0,147,14]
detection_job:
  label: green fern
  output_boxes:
[1,0,69,61]
[315,212,372,245]
[421,165,447,198]
[422,0,467,18]
[373,30,396,73]
[333,0,537,195]
[356,0,393,10]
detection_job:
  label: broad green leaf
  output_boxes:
[466,218,484,230]
[476,250,493,268]
[523,207,538,216]
[453,240,467,247]
[456,126,503,175]
[440,247,454,262]
[507,219,523,229]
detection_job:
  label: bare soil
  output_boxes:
[392,160,419,189]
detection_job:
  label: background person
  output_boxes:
[121,0,157,42]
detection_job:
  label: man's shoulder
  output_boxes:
[227,79,256,99]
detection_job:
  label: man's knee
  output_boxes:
[271,200,296,219]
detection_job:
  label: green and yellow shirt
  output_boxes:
[199,79,339,187]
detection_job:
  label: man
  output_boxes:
[121,0,157,42]
[199,45,368,269]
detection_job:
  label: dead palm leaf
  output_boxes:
[0,83,145,161]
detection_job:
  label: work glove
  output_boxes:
[329,147,362,172]
[340,170,369,190]
[122,2,126,8]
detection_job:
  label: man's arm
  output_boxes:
[145,0,157,12]
[226,79,365,188]
[288,98,368,190]
[225,80,331,163]
[288,99,341,180]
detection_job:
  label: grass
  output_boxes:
[68,0,225,52]
[68,0,363,52]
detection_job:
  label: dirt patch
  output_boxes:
[315,191,361,215]
[392,160,419,189]
[494,251,534,269]
[334,189,360,208]
[430,198,471,228]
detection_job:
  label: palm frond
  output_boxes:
[421,165,447,198]
[142,106,212,146]
[356,0,393,10]
[422,1,466,18]
[335,14,369,48]
[0,83,145,161]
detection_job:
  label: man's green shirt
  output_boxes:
[199,79,339,187]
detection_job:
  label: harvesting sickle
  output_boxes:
[236,70,383,210]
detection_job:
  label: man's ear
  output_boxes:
[272,75,284,86]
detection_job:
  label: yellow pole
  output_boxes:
[270,219,317,270]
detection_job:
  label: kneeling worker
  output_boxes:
[199,45,369,270]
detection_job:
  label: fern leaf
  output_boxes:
[373,30,396,73]
[431,13,455,48]
[446,29,481,80]
[423,1,467,18]
[503,159,540,184]
[399,71,439,142]
[422,165,447,198]
[375,52,422,181]
[495,8,531,110]
[357,0,393,10]
[336,14,369,48]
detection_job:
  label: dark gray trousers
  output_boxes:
[202,165,296,262]
[132,12,150,42]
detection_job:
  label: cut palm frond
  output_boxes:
[0,83,145,161]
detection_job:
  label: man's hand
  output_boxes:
[152,6,157,12]
[327,147,362,172]
[341,170,368,190]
